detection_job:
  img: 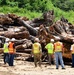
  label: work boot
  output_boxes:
[62,68,65,69]
[56,68,58,69]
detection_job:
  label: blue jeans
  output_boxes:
[9,54,15,66]
[54,52,65,68]
[4,53,9,64]
[72,54,74,67]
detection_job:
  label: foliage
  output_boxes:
[0,0,49,12]
[52,0,74,11]
[17,0,49,12]
[0,0,8,5]
[0,0,74,24]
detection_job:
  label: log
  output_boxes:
[42,10,55,25]
[4,31,29,39]
[0,14,13,25]
[15,39,32,52]
[50,20,74,43]
[29,35,35,43]
[17,18,38,36]
[0,48,3,54]
[23,10,55,27]
[38,24,54,44]
[15,52,31,60]
[15,42,32,51]
[0,26,30,39]
[0,24,8,31]
[16,49,32,54]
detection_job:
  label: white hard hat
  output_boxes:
[5,38,10,42]
[35,38,39,42]
[50,39,54,42]
[11,38,15,41]
[73,39,74,42]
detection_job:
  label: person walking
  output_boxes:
[32,38,42,67]
[45,39,54,65]
[70,43,74,67]
[8,38,16,66]
[54,40,65,69]
[3,38,9,65]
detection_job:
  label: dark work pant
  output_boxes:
[9,54,15,66]
[34,53,41,67]
[48,53,53,65]
[72,54,74,67]
[4,53,9,64]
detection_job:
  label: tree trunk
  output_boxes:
[17,18,38,36]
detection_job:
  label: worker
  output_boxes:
[70,41,74,67]
[54,40,65,69]
[32,38,42,67]
[45,39,54,65]
[8,38,16,66]
[3,38,10,65]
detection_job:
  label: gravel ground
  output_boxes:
[0,59,74,75]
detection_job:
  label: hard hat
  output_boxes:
[35,38,39,42]
[11,38,15,41]
[5,38,10,42]
[50,39,54,42]
[73,39,74,42]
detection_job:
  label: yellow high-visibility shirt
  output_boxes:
[3,43,9,53]
[45,43,54,54]
[33,43,41,53]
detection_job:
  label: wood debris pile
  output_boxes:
[0,10,74,61]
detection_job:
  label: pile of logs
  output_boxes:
[0,10,74,61]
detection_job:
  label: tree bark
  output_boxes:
[17,18,38,36]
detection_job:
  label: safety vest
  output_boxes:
[3,43,9,53]
[54,42,62,52]
[45,43,54,54]
[71,44,74,54]
[9,42,14,53]
[33,43,40,53]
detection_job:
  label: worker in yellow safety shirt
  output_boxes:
[45,39,54,65]
[32,38,42,67]
[70,41,74,68]
[3,38,10,64]
[54,40,65,69]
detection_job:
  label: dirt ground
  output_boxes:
[0,57,74,75]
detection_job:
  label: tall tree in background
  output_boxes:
[52,0,74,11]
[0,0,8,5]
[17,0,48,12]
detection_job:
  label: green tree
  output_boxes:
[0,0,8,5]
[51,0,74,11]
[17,0,48,12]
